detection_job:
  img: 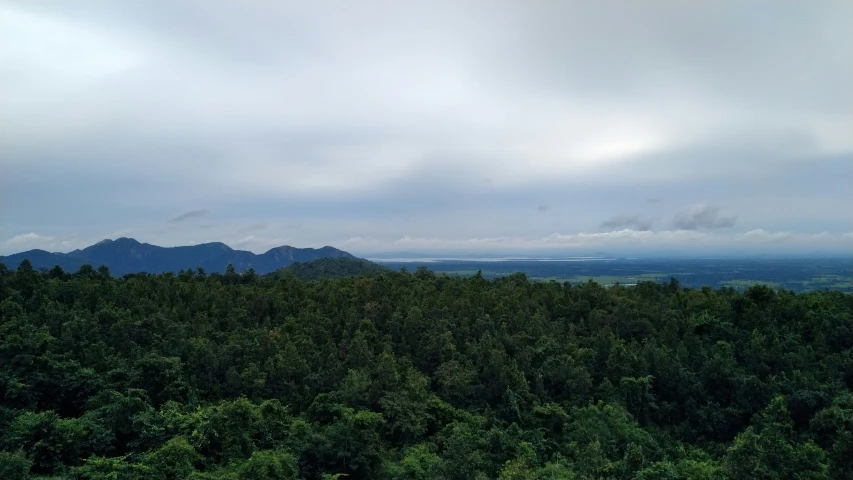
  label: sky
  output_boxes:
[1,0,852,257]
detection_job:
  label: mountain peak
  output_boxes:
[192,241,232,250]
[114,237,141,245]
[92,237,141,247]
[1,239,356,276]
[265,245,295,253]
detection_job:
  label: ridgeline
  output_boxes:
[0,238,356,277]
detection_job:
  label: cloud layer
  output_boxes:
[600,214,653,232]
[672,203,737,230]
[5,227,851,258]
[169,208,210,223]
[1,1,851,255]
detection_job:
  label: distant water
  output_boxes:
[369,256,614,263]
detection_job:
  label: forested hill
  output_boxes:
[1,262,852,479]
[0,237,355,276]
[282,257,390,280]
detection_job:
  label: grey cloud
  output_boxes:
[0,2,850,254]
[673,203,737,230]
[646,197,662,203]
[537,205,550,212]
[501,2,852,114]
[600,214,653,231]
[170,208,209,223]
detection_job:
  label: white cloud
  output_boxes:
[6,232,55,245]
[0,5,144,88]
[1,232,87,254]
[600,214,653,231]
[334,229,852,254]
[738,229,792,243]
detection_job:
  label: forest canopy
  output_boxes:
[1,259,851,479]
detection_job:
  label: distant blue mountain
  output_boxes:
[0,237,355,276]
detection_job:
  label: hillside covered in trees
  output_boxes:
[0,238,355,276]
[282,258,389,281]
[1,259,852,479]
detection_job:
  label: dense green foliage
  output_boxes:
[1,259,852,479]
[283,258,389,281]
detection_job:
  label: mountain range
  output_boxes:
[0,237,355,276]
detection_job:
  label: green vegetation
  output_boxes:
[720,280,784,289]
[2,259,852,479]
[282,258,389,281]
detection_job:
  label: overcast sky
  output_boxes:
[1,1,851,256]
